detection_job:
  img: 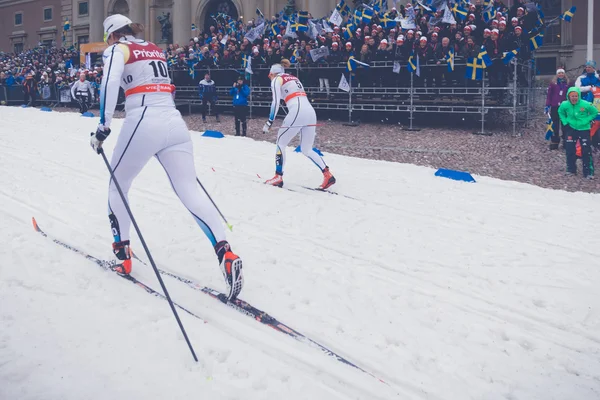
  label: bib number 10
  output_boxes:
[149,60,168,78]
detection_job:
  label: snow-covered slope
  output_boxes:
[1,106,599,400]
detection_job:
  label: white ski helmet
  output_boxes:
[103,14,132,42]
[269,64,285,75]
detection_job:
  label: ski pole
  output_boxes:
[99,148,198,363]
[196,177,233,231]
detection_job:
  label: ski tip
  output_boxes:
[32,217,39,231]
[227,223,233,232]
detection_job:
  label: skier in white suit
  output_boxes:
[262,59,336,190]
[89,14,243,300]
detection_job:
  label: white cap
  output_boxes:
[381,39,388,44]
[491,29,499,34]
[269,64,285,75]
[556,68,565,74]
[103,14,133,42]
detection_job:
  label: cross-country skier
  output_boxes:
[89,14,243,300]
[262,59,336,189]
[71,72,92,114]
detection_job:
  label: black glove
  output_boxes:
[90,125,111,154]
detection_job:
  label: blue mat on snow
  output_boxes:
[202,130,224,138]
[81,112,95,117]
[40,107,52,112]
[294,146,323,156]
[435,168,476,183]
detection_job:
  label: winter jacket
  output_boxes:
[546,79,571,107]
[575,72,600,103]
[557,87,599,131]
[230,84,250,106]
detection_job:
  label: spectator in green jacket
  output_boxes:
[558,86,599,178]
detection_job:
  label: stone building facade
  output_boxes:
[1,0,598,73]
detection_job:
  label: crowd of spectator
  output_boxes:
[0,0,546,105]
[165,0,535,91]
[0,45,102,106]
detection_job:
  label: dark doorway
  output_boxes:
[202,0,238,32]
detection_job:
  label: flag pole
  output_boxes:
[587,0,594,61]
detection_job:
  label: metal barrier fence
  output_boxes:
[169,59,535,136]
[0,59,537,135]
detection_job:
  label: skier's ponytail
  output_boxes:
[280,59,291,68]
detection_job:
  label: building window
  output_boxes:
[537,0,561,46]
[536,57,557,75]
[77,35,89,48]
[78,1,88,16]
[41,39,53,47]
[15,12,23,26]
[13,43,24,54]
[43,7,52,21]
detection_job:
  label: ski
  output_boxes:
[299,186,359,200]
[31,217,206,323]
[131,253,386,384]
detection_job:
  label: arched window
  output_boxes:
[111,0,130,16]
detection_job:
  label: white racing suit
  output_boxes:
[269,73,327,175]
[71,79,92,113]
[99,35,224,246]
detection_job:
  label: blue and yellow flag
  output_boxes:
[63,19,70,31]
[270,21,281,36]
[545,116,554,140]
[343,24,355,40]
[560,6,576,22]
[290,48,299,63]
[191,23,196,31]
[407,51,417,73]
[445,47,455,72]
[530,32,544,50]
[478,46,492,68]
[502,48,519,65]
[241,53,250,69]
[346,56,369,72]
[361,7,374,24]
[465,57,484,80]
[381,13,397,29]
[297,11,309,25]
[187,60,197,79]
[452,3,468,20]
[336,0,351,17]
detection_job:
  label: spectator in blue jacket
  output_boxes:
[198,72,219,123]
[575,60,600,103]
[230,76,250,136]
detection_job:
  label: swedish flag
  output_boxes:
[445,47,455,72]
[478,46,492,68]
[407,51,417,73]
[530,33,544,51]
[545,116,554,140]
[290,48,299,64]
[465,57,484,80]
[561,6,576,22]
[336,0,351,17]
[371,0,385,12]
[381,13,397,29]
[191,23,196,31]
[297,11,309,25]
[167,58,177,67]
[482,8,494,23]
[63,19,70,31]
[452,3,468,20]
[502,48,519,65]
[291,20,308,32]
[361,7,374,24]
[343,24,355,40]
[187,60,197,79]
[242,53,250,69]
[270,21,281,36]
[346,56,369,72]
